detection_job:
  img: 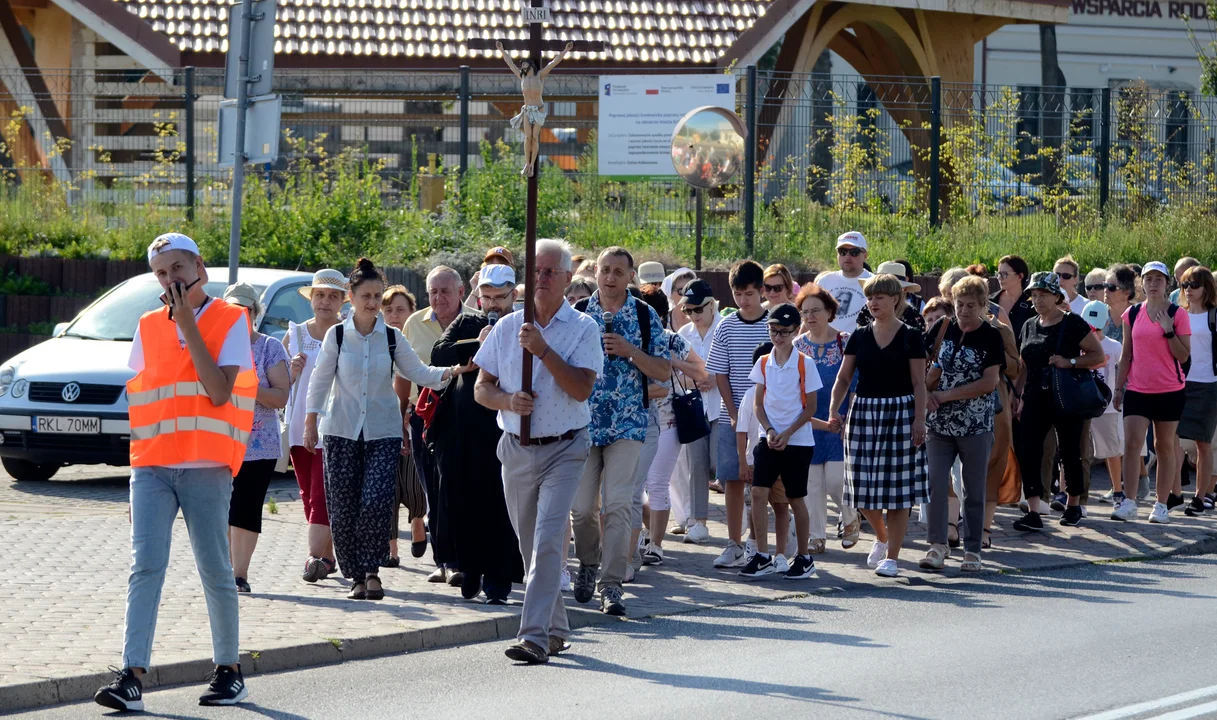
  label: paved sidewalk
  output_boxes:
[2,466,1216,713]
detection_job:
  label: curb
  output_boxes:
[4,531,1215,715]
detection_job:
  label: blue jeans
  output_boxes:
[123,465,239,671]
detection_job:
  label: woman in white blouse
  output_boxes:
[304,258,471,601]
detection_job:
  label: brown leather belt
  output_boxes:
[511,429,578,447]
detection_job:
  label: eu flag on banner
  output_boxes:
[717,84,730,93]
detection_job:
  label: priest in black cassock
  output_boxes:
[429,263,526,603]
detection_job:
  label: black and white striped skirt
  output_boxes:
[843,394,928,510]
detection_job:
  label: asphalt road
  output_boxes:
[13,557,1217,720]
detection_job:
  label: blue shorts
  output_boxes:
[715,417,743,482]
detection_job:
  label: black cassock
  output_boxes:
[429,312,525,587]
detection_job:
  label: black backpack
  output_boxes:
[1127,302,1194,381]
[334,322,398,370]
[576,296,653,409]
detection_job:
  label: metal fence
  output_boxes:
[4,64,1217,260]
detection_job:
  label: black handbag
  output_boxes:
[671,371,712,444]
[1047,318,1111,419]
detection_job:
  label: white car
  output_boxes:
[0,267,314,482]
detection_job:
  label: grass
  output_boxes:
[266,497,279,515]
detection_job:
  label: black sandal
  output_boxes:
[982,528,992,550]
[948,522,961,549]
[411,540,428,558]
[365,575,385,601]
[347,581,367,600]
[382,556,400,568]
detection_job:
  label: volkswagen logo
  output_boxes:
[61,382,81,403]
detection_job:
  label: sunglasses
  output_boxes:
[1056,272,1075,280]
[682,304,709,315]
[1085,284,1107,292]
[1181,282,1204,290]
[764,283,788,294]
[837,247,864,257]
[768,326,796,338]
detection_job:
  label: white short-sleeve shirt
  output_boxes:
[747,349,823,447]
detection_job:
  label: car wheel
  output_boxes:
[2,457,60,482]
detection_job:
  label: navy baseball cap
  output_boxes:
[767,302,800,328]
[680,279,715,306]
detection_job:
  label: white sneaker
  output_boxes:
[1148,502,1169,524]
[560,568,572,593]
[866,540,889,569]
[684,522,710,544]
[713,541,749,569]
[773,554,790,574]
[786,520,798,558]
[745,538,757,557]
[1111,498,1139,522]
[1080,505,1089,518]
[1098,490,1116,504]
[875,559,899,577]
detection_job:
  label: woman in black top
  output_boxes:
[1012,272,1105,531]
[992,255,1037,341]
[829,274,928,579]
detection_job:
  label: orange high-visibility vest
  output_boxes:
[126,301,258,475]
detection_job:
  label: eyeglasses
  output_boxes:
[1056,272,1075,280]
[763,283,787,294]
[1182,281,1203,290]
[837,247,864,257]
[682,304,709,315]
[800,307,825,317]
[535,267,562,280]
[768,326,795,338]
[998,271,1015,280]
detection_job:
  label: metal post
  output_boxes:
[459,65,470,178]
[928,76,942,228]
[743,65,756,256]
[694,187,704,271]
[1099,86,1111,214]
[227,0,256,285]
[184,66,196,223]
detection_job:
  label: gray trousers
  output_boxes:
[498,429,590,648]
[681,419,717,520]
[630,408,661,531]
[927,431,994,555]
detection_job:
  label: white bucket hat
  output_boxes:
[298,268,349,299]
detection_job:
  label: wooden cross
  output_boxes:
[468,13,603,442]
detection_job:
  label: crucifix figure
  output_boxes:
[497,39,573,177]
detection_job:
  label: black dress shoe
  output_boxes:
[411,540,427,558]
[461,573,483,600]
[382,556,400,568]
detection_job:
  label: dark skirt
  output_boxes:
[844,394,929,510]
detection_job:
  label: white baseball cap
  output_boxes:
[1081,300,1110,331]
[478,263,517,289]
[147,232,199,263]
[637,261,666,285]
[1142,261,1170,279]
[836,231,868,251]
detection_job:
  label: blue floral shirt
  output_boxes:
[793,332,855,464]
[582,292,670,446]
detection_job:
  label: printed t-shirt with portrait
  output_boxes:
[924,318,1004,437]
[815,269,874,334]
[1122,304,1192,394]
[747,350,824,446]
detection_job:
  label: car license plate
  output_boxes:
[32,416,101,434]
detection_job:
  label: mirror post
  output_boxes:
[694,187,703,271]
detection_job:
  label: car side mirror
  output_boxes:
[53,322,68,338]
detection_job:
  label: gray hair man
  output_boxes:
[474,238,603,664]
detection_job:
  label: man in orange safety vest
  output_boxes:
[94,233,258,712]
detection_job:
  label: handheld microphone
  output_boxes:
[602,311,614,336]
[487,311,500,327]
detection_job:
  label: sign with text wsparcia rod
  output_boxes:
[598,75,735,179]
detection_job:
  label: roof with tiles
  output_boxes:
[115,0,768,65]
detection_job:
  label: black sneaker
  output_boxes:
[738,553,777,578]
[1060,506,1083,527]
[234,577,251,593]
[1184,496,1208,517]
[1049,493,1068,512]
[599,585,626,616]
[198,665,248,706]
[785,554,816,579]
[94,667,144,712]
[573,564,598,604]
[1012,511,1044,532]
[1167,493,1186,511]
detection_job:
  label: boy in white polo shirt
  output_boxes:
[1081,300,1126,504]
[739,303,823,580]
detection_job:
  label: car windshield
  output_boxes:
[61,277,262,342]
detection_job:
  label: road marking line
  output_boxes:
[1075,685,1217,720]
[1148,699,1217,720]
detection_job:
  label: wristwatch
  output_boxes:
[1070,358,1076,367]
[1164,330,1176,339]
